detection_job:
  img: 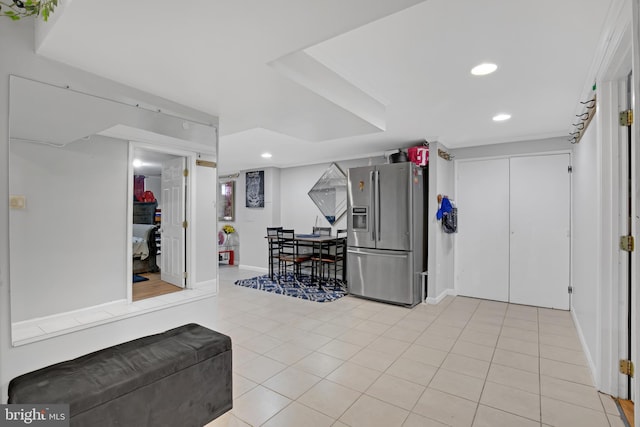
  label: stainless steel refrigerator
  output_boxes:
[347,162,426,306]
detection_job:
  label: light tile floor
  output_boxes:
[207,267,626,427]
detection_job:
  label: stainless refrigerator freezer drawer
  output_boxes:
[347,248,417,306]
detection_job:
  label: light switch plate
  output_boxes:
[9,195,26,210]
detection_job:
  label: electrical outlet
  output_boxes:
[9,195,26,210]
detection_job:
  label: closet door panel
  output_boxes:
[509,154,570,309]
[455,158,510,302]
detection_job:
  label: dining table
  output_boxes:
[267,233,346,281]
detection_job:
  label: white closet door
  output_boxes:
[509,154,570,309]
[161,156,186,288]
[455,158,510,302]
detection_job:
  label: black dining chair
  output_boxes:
[311,227,331,281]
[335,228,347,281]
[277,229,312,279]
[266,226,282,279]
[311,229,347,284]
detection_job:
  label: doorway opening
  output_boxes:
[131,147,188,301]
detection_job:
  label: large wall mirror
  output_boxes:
[8,76,217,345]
[308,163,347,225]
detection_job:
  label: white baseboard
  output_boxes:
[571,308,599,389]
[425,288,457,305]
[192,279,217,291]
[237,265,268,273]
[13,299,129,328]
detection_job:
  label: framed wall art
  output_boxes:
[245,170,264,208]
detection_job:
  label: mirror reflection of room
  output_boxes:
[9,128,128,323]
[131,149,186,301]
[8,76,218,347]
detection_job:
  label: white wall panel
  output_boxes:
[435,147,455,297]
[9,136,127,320]
[235,167,280,270]
[455,158,510,301]
[571,113,600,380]
[510,154,571,309]
[194,159,217,287]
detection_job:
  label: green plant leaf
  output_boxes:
[2,0,57,21]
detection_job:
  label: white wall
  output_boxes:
[10,135,128,321]
[194,158,218,287]
[436,146,455,297]
[145,175,162,204]
[426,142,456,302]
[233,167,281,270]
[570,76,627,394]
[453,136,574,159]
[571,113,600,374]
[0,20,218,400]
[281,163,337,233]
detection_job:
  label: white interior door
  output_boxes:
[455,158,510,302]
[161,157,186,287]
[509,154,570,309]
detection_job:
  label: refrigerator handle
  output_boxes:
[375,170,381,241]
[369,170,376,241]
[347,248,409,258]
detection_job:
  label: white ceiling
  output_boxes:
[35,0,615,174]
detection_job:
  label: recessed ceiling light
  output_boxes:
[493,113,511,122]
[261,152,272,158]
[132,159,142,167]
[471,63,498,76]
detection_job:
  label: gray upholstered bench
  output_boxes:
[8,324,232,427]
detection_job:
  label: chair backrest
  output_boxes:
[267,226,282,237]
[267,227,282,253]
[278,229,296,255]
[313,226,332,236]
[335,229,348,253]
[277,229,295,245]
[278,229,295,238]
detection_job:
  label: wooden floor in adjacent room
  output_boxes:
[617,399,634,427]
[133,272,183,301]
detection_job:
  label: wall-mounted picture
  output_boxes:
[246,170,264,208]
[218,181,235,221]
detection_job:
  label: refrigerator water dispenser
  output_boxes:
[351,207,368,230]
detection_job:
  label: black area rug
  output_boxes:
[234,273,347,302]
[132,274,149,283]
